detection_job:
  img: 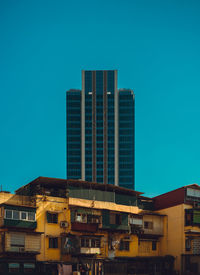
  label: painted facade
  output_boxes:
[154,184,200,275]
[14,177,174,274]
[0,177,178,274]
[0,193,40,274]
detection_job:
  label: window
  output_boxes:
[129,215,143,226]
[28,212,35,221]
[144,221,153,229]
[87,215,100,224]
[110,213,121,225]
[47,212,58,224]
[80,237,100,248]
[21,212,27,220]
[10,233,25,251]
[4,209,36,222]
[13,211,20,220]
[49,237,58,248]
[75,213,87,223]
[119,240,130,251]
[185,239,191,251]
[24,263,35,273]
[9,263,20,273]
[5,209,12,219]
[185,210,193,226]
[152,241,157,251]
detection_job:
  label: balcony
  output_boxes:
[142,214,164,237]
[61,235,101,256]
[0,206,37,229]
[101,211,129,231]
[185,208,200,227]
[71,209,101,232]
[80,247,101,254]
[129,215,143,234]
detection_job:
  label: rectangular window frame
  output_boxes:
[4,209,36,222]
[13,210,20,220]
[21,212,27,221]
[47,212,58,224]
[144,221,153,229]
[152,241,157,251]
[49,237,58,249]
[5,209,13,219]
[119,240,130,251]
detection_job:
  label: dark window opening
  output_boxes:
[185,238,191,251]
[47,212,58,224]
[144,221,153,229]
[49,237,58,248]
[119,240,130,251]
[152,241,157,251]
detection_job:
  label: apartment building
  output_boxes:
[13,177,174,275]
[154,184,200,275]
[0,192,41,274]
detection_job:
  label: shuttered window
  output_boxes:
[10,233,25,250]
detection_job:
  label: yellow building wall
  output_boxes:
[157,204,185,272]
[36,195,70,262]
[138,240,160,257]
[35,194,163,263]
[142,215,164,236]
[115,234,138,257]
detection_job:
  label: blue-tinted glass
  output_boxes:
[67,91,81,179]
[85,71,92,93]
[96,71,103,95]
[107,71,115,94]
[118,90,134,189]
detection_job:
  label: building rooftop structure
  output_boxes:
[153,184,200,210]
[15,176,143,197]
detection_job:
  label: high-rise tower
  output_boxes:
[67,70,135,190]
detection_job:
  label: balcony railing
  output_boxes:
[80,247,101,254]
[71,222,98,232]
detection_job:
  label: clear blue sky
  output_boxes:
[1,0,200,196]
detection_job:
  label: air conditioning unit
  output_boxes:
[60,221,68,228]
[19,247,25,252]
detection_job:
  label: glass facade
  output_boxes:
[66,90,81,179]
[107,71,115,185]
[119,90,135,189]
[85,71,93,182]
[95,71,104,183]
[66,71,135,190]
